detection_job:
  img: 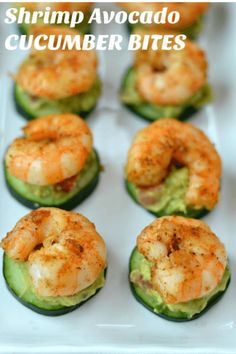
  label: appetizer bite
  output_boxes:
[129,216,230,321]
[125,119,221,218]
[121,29,212,122]
[16,2,93,35]
[119,2,209,39]
[1,208,107,316]
[4,114,100,209]
[14,26,101,120]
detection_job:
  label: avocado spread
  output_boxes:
[15,77,101,118]
[127,167,191,215]
[5,150,98,206]
[121,68,212,120]
[130,249,230,319]
[4,253,105,310]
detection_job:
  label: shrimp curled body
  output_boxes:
[15,26,98,100]
[5,114,93,186]
[126,119,221,210]
[1,208,107,297]
[137,216,227,304]
[134,29,207,105]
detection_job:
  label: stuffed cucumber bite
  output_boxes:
[121,29,212,122]
[14,26,101,120]
[129,216,230,321]
[125,119,221,218]
[1,208,107,316]
[17,2,93,35]
[4,114,101,210]
[119,2,209,39]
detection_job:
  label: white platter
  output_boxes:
[0,3,236,353]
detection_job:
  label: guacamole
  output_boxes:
[130,248,230,320]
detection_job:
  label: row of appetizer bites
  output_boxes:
[0,209,230,320]
[5,116,221,216]
[14,25,211,122]
[4,2,229,322]
[16,2,93,35]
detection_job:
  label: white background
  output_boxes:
[0,2,236,353]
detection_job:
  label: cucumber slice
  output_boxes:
[121,67,212,122]
[127,16,203,40]
[3,253,106,316]
[129,248,230,322]
[14,77,101,120]
[4,149,100,210]
[125,167,209,219]
[18,12,92,36]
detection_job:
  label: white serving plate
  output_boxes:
[0,3,236,353]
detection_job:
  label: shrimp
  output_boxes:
[1,208,106,297]
[15,26,97,100]
[137,216,227,304]
[20,2,93,13]
[119,3,209,30]
[133,28,207,105]
[126,119,221,210]
[5,114,93,186]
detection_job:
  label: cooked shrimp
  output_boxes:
[119,3,209,30]
[137,216,227,304]
[1,208,106,297]
[5,114,93,186]
[15,26,97,100]
[126,119,221,210]
[20,2,93,13]
[133,29,207,105]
